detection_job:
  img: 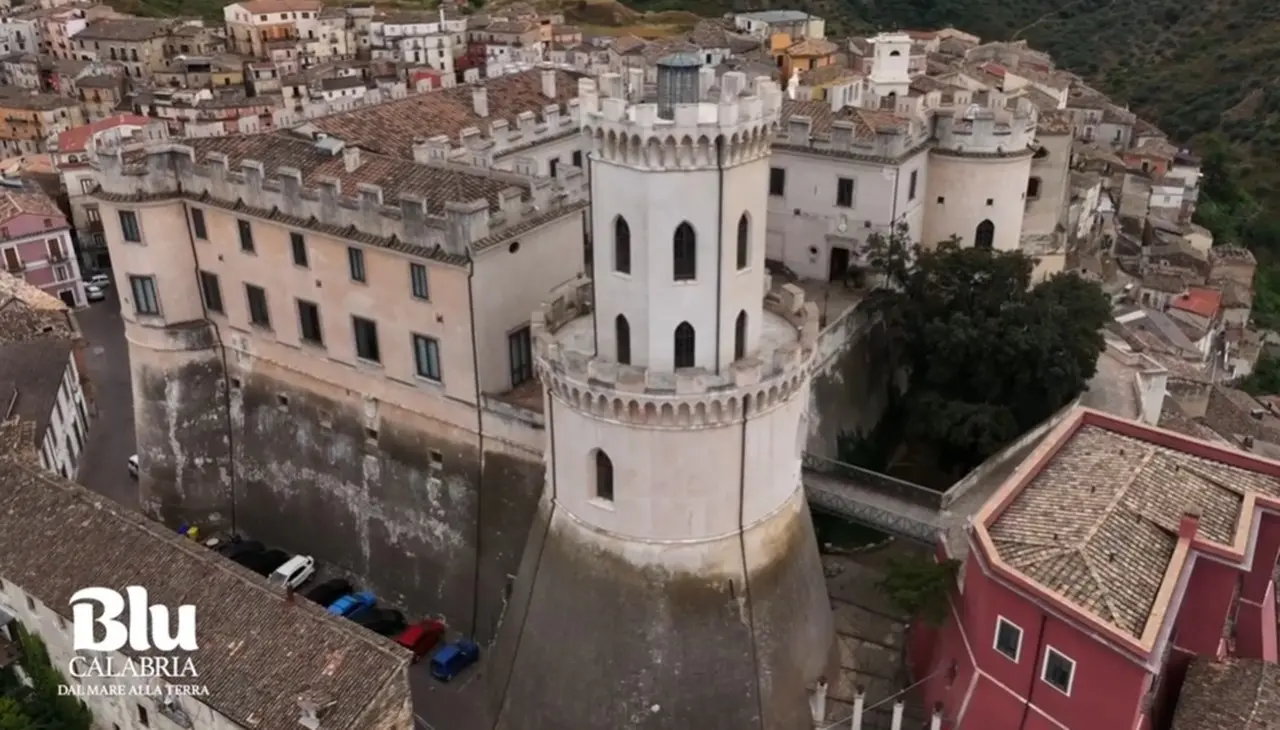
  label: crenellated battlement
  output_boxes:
[932,97,1038,156]
[579,71,784,170]
[530,276,820,428]
[91,140,588,257]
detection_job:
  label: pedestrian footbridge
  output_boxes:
[801,454,944,543]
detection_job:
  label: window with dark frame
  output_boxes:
[189,208,207,239]
[237,219,254,252]
[508,326,533,386]
[549,158,559,178]
[412,333,441,381]
[672,222,696,281]
[1027,177,1043,199]
[198,270,223,314]
[614,216,631,274]
[290,232,308,267]
[768,167,786,196]
[129,275,159,315]
[734,310,747,361]
[348,246,366,282]
[297,299,322,345]
[1042,648,1075,694]
[594,449,614,501]
[994,617,1022,661]
[836,177,854,207]
[572,150,583,167]
[410,263,429,300]
[119,210,141,242]
[615,314,630,364]
[353,316,380,362]
[245,284,270,328]
[908,169,918,201]
[674,321,695,368]
[138,704,149,727]
[736,214,749,270]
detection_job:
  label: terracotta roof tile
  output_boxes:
[0,187,63,227]
[1170,287,1222,319]
[73,18,170,42]
[0,338,74,436]
[1173,658,1280,730]
[56,114,153,154]
[233,0,323,13]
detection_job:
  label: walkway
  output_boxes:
[801,453,943,543]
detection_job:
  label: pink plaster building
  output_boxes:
[0,186,83,307]
[913,407,1280,730]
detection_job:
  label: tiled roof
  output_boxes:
[232,0,323,13]
[73,18,169,42]
[1172,658,1280,730]
[799,63,860,87]
[484,19,537,35]
[979,411,1280,642]
[306,69,582,159]
[0,339,74,437]
[780,99,908,140]
[0,87,79,112]
[74,73,123,89]
[0,423,412,730]
[56,114,153,154]
[1038,109,1074,135]
[785,37,837,57]
[0,187,63,227]
[1170,287,1222,319]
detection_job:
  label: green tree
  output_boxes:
[866,227,1111,471]
[0,630,91,730]
[877,554,961,686]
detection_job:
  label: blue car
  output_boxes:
[430,638,480,682]
[327,592,376,619]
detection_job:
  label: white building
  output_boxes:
[0,417,413,730]
[369,9,466,74]
[1,338,87,479]
[488,59,836,728]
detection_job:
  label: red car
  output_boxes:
[396,620,445,663]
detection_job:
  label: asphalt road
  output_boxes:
[74,288,138,509]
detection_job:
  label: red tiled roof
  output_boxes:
[982,62,1006,78]
[1170,287,1223,319]
[56,114,153,154]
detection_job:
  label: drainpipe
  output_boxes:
[736,394,766,729]
[176,176,237,534]
[466,253,485,638]
[587,152,598,357]
[713,135,725,372]
[1018,613,1049,729]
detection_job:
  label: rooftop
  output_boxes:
[0,187,63,228]
[1172,658,1280,730]
[306,69,581,159]
[0,419,412,730]
[231,0,323,13]
[73,18,170,42]
[0,339,74,437]
[56,113,154,154]
[976,408,1280,649]
[735,10,814,23]
[0,87,79,112]
[1170,287,1222,319]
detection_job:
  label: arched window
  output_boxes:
[593,449,614,501]
[674,321,695,369]
[1027,177,1042,199]
[974,220,995,250]
[673,222,696,281]
[734,310,747,361]
[736,214,749,270]
[888,49,901,57]
[615,314,631,365]
[613,216,631,274]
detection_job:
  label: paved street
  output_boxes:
[74,289,138,509]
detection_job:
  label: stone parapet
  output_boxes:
[531,276,820,428]
[578,72,783,170]
[933,99,1037,155]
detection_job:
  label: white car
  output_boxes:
[127,454,139,478]
[88,273,111,288]
[268,555,316,590]
[84,283,105,302]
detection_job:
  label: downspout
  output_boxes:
[1017,613,1049,730]
[177,178,238,534]
[889,166,901,231]
[714,135,726,372]
[467,253,485,638]
[736,395,766,729]
[587,152,599,357]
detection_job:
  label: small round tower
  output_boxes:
[487,64,837,730]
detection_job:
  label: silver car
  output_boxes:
[84,283,105,302]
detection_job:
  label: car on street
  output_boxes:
[244,548,291,576]
[430,639,480,682]
[219,538,263,559]
[268,555,316,590]
[353,608,406,637]
[84,283,105,302]
[327,592,376,619]
[229,544,268,568]
[127,454,139,478]
[87,273,111,289]
[304,578,352,607]
[395,620,445,662]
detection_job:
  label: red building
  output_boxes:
[913,408,1280,730]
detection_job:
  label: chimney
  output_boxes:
[472,85,488,117]
[342,145,360,172]
[541,69,556,99]
[1179,506,1201,541]
[850,686,865,730]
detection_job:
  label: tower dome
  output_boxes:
[487,72,837,730]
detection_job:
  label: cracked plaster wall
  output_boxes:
[805,308,898,459]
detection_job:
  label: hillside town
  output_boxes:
[0,1,1276,729]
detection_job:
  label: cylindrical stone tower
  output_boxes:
[486,64,836,730]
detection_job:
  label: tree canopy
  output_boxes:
[0,629,92,730]
[866,226,1111,470]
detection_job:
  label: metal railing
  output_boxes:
[802,452,944,511]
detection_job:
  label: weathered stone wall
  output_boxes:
[805,307,898,459]
[132,332,544,641]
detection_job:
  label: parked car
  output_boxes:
[396,620,445,662]
[430,639,479,682]
[268,555,316,590]
[304,579,352,607]
[243,548,291,576]
[354,608,406,636]
[220,539,263,559]
[327,592,376,619]
[87,273,111,289]
[127,454,139,478]
[84,283,105,302]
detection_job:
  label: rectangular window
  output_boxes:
[198,270,223,314]
[353,316,380,362]
[836,177,854,208]
[572,150,583,167]
[348,246,365,282]
[508,326,532,387]
[290,232,307,267]
[993,617,1022,662]
[80,178,95,194]
[297,299,322,345]
[412,333,441,381]
[129,275,159,315]
[189,208,207,239]
[908,169,918,201]
[85,205,100,223]
[118,210,141,242]
[549,158,559,178]
[237,219,254,252]
[410,262,429,300]
[1041,647,1075,695]
[137,704,148,727]
[245,284,270,328]
[768,167,786,196]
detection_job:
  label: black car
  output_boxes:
[221,539,263,559]
[356,608,407,637]
[242,548,291,576]
[304,579,352,607]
